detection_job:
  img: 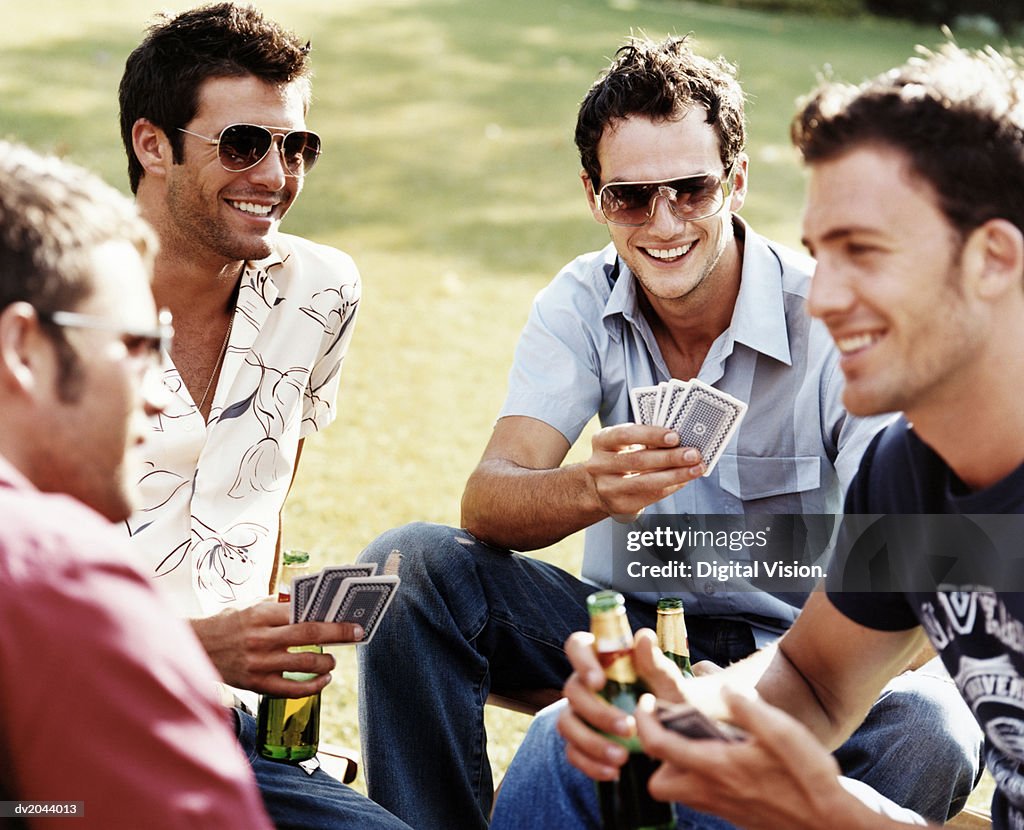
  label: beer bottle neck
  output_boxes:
[656,608,693,677]
[591,609,638,685]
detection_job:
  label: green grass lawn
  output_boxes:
[2,0,1007,813]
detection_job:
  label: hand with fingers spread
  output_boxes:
[635,687,916,830]
[191,599,364,697]
[584,424,705,521]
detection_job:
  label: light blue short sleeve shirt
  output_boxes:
[499,218,889,630]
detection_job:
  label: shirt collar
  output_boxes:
[729,217,792,366]
[602,216,792,366]
[249,239,287,279]
[602,247,640,340]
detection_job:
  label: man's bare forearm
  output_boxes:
[461,458,605,551]
[755,595,926,749]
[685,642,838,743]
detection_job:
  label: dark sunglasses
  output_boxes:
[598,171,732,226]
[178,123,322,177]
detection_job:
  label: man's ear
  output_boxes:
[961,218,1024,301]
[581,169,606,225]
[727,153,749,214]
[0,302,44,396]
[132,118,174,180]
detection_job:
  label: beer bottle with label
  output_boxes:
[656,598,693,678]
[588,590,676,830]
[256,549,322,762]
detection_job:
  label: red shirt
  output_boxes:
[0,456,273,829]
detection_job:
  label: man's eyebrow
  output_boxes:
[802,226,884,252]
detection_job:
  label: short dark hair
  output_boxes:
[792,44,1024,239]
[575,35,746,187]
[0,141,155,398]
[119,2,313,193]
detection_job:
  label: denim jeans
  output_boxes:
[357,523,982,830]
[234,708,411,829]
[489,703,928,829]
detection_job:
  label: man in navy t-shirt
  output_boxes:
[555,43,1024,830]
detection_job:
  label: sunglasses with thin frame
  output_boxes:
[598,170,732,227]
[38,308,173,370]
[178,123,322,177]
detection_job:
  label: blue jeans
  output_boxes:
[489,703,929,829]
[234,708,411,829]
[357,523,981,830]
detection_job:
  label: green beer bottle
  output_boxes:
[656,598,694,677]
[588,590,676,830]
[256,549,322,763]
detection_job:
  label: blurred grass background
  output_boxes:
[2,0,1009,810]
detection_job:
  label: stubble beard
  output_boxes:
[166,175,276,264]
[633,234,728,305]
[845,284,983,419]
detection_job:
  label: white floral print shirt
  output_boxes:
[126,233,359,618]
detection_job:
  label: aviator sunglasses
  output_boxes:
[598,170,732,226]
[178,123,322,177]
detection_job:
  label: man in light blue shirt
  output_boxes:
[357,35,981,830]
[500,217,860,631]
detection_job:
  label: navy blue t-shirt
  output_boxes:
[826,417,1024,829]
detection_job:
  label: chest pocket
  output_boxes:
[717,455,823,511]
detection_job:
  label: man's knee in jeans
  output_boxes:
[883,672,983,807]
[842,669,983,822]
[360,521,453,563]
[358,522,493,575]
[357,522,498,629]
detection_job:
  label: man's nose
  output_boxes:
[140,364,171,415]
[248,135,290,187]
[807,259,857,320]
[646,186,683,230]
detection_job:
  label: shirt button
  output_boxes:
[703,583,716,596]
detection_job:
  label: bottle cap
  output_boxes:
[283,549,310,566]
[586,590,625,615]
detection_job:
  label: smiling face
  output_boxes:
[583,110,747,308]
[804,145,987,419]
[164,74,308,265]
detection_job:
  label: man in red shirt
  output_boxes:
[0,140,274,830]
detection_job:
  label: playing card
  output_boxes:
[325,575,400,645]
[663,379,747,476]
[629,385,662,425]
[290,573,320,624]
[657,701,746,742]
[301,564,378,622]
[655,379,690,427]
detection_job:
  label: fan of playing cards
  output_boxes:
[629,378,747,477]
[290,563,399,645]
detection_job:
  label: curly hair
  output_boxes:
[575,35,746,187]
[792,43,1024,239]
[119,3,312,193]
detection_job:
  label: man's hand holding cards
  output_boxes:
[655,699,748,742]
[629,378,747,477]
[291,563,399,645]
